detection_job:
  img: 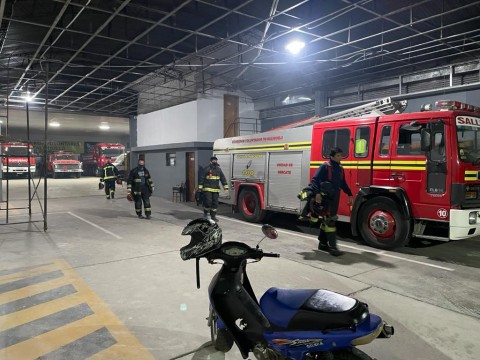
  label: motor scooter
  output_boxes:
[180,219,394,360]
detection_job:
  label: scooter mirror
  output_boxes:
[261,224,278,239]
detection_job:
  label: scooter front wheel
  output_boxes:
[209,308,234,352]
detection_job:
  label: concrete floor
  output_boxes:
[0,177,479,360]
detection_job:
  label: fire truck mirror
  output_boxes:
[420,128,432,151]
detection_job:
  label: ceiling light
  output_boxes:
[285,40,305,55]
[99,122,110,130]
[23,91,32,102]
[49,121,60,127]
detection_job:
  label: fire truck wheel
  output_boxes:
[52,172,58,179]
[358,197,410,249]
[238,188,266,223]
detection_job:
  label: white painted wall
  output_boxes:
[197,93,224,141]
[136,91,259,147]
[137,101,198,146]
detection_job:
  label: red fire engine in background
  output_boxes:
[213,97,480,249]
[0,141,36,177]
[46,151,83,178]
[80,143,125,176]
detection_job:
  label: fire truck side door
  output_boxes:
[373,124,393,186]
[425,121,447,194]
[390,122,425,203]
[353,125,373,190]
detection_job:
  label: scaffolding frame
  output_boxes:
[0,62,49,230]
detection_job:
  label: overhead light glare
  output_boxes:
[99,122,110,130]
[23,91,32,102]
[285,40,305,55]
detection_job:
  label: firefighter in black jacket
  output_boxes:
[127,159,155,219]
[198,156,228,222]
[100,161,119,199]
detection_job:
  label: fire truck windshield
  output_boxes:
[457,124,480,164]
[100,148,123,158]
[3,147,30,156]
[55,154,78,160]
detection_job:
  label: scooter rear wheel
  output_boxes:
[331,348,374,360]
[310,348,374,360]
[209,308,234,352]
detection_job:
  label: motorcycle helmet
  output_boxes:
[180,218,222,260]
[127,193,134,202]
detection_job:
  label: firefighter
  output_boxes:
[198,156,228,222]
[311,147,353,256]
[127,159,155,219]
[100,160,119,199]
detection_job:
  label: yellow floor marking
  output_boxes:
[0,262,61,285]
[0,315,105,359]
[0,292,84,331]
[89,343,157,360]
[0,276,71,305]
[0,260,154,359]
[58,261,155,359]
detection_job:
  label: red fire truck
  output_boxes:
[81,143,125,176]
[213,97,480,249]
[46,151,83,178]
[0,141,36,177]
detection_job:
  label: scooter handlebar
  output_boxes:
[261,252,280,258]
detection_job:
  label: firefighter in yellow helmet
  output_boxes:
[198,156,228,222]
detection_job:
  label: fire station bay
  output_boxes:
[2,5,480,360]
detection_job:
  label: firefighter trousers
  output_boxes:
[104,180,116,199]
[134,186,152,217]
[318,216,338,249]
[203,191,219,218]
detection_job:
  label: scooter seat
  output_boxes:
[259,287,369,331]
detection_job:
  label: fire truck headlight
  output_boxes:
[469,212,478,224]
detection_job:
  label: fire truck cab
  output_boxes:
[213,98,480,249]
[47,151,83,178]
[81,143,125,176]
[0,141,36,177]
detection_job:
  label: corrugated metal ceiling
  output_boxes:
[0,0,479,116]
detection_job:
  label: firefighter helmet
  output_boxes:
[98,182,104,190]
[127,192,134,202]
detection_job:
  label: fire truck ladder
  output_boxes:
[272,97,408,130]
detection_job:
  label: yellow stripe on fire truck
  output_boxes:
[214,141,311,152]
[464,170,478,181]
[310,160,426,171]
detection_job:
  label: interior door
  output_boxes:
[224,94,239,137]
[186,152,195,202]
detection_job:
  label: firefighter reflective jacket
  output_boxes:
[198,164,228,193]
[127,167,154,195]
[102,162,119,181]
